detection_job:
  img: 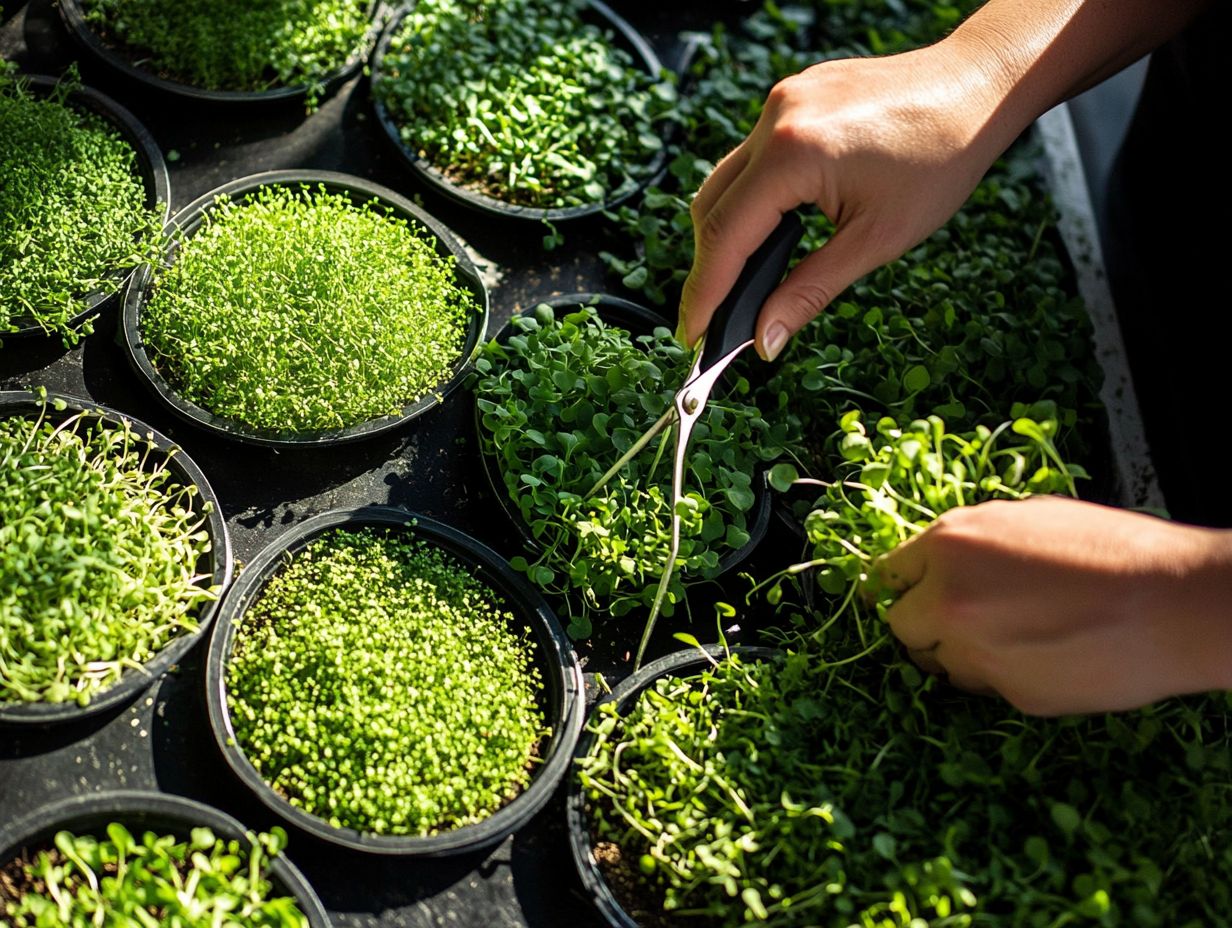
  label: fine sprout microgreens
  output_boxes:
[141,183,478,435]
[0,824,307,927]
[472,304,790,639]
[226,527,548,836]
[0,69,162,344]
[79,0,371,101]
[373,0,676,210]
[0,398,218,707]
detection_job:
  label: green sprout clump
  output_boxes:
[79,0,371,99]
[226,527,548,836]
[141,184,478,435]
[0,404,218,706]
[472,305,790,638]
[373,0,675,210]
[0,824,307,927]
[0,71,163,344]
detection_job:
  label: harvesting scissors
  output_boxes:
[588,211,806,666]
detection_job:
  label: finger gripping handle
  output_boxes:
[698,211,805,371]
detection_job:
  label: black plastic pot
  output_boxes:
[369,1,669,222]
[474,293,774,578]
[566,645,781,928]
[121,170,490,448]
[3,75,169,340]
[57,0,386,105]
[205,505,585,856]
[0,790,330,927]
[0,390,232,726]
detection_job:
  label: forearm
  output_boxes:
[1173,527,1232,693]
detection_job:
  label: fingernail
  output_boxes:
[762,322,788,361]
[674,316,688,346]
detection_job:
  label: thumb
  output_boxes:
[754,216,889,361]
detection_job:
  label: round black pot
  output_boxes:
[57,0,387,105]
[3,75,169,340]
[0,390,232,727]
[0,790,330,927]
[369,0,669,222]
[205,505,585,856]
[566,645,782,928]
[121,170,490,448]
[474,293,773,577]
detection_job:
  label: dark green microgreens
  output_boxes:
[141,183,478,435]
[226,527,547,836]
[0,824,307,926]
[0,401,218,706]
[79,0,371,103]
[0,69,163,344]
[471,303,790,638]
[373,0,676,210]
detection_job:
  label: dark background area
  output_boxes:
[0,3,787,925]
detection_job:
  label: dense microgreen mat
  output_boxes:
[79,0,371,97]
[373,0,675,209]
[0,824,307,927]
[140,184,478,435]
[0,402,217,707]
[225,527,548,836]
[473,304,790,638]
[0,70,162,344]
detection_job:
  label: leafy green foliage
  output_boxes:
[373,0,675,209]
[226,527,547,836]
[0,401,218,706]
[0,824,307,926]
[472,304,789,637]
[141,183,478,435]
[0,70,162,343]
[80,0,371,99]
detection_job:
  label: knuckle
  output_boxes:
[775,280,832,329]
[692,208,730,258]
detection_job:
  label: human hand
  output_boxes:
[874,496,1232,715]
[679,42,1009,360]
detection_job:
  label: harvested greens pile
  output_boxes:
[0,70,162,344]
[0,400,217,707]
[373,0,675,209]
[225,527,547,836]
[0,824,307,926]
[140,183,478,436]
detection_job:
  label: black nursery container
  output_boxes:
[205,506,585,856]
[121,170,490,448]
[0,790,331,927]
[0,390,232,727]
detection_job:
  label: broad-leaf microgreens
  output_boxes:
[472,304,790,639]
[141,184,478,435]
[373,0,676,210]
[79,0,372,102]
[0,824,307,927]
[226,528,548,836]
[0,399,218,706]
[0,69,162,344]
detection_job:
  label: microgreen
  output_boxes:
[0,824,307,926]
[0,401,218,706]
[472,304,789,639]
[0,69,162,344]
[373,0,676,210]
[79,0,372,102]
[226,527,547,836]
[140,183,478,435]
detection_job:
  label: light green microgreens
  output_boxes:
[0,70,162,344]
[472,304,790,638]
[0,824,307,927]
[374,0,675,209]
[0,402,218,706]
[79,0,371,101]
[141,184,478,435]
[226,528,548,836]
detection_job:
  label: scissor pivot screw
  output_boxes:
[683,396,700,415]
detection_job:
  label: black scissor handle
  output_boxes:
[698,210,806,372]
